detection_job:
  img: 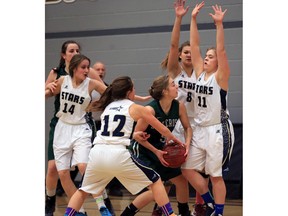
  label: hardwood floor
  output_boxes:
[54,190,242,216]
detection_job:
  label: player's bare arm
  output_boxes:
[179,102,192,155]
[211,5,230,91]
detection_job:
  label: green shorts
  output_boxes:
[47,117,58,161]
[137,154,182,182]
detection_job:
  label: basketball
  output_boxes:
[163,141,186,168]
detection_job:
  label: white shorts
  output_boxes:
[80,144,157,195]
[53,120,92,171]
[182,120,234,177]
[172,117,195,143]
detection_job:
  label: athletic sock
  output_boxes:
[120,203,138,216]
[177,202,189,215]
[65,207,77,216]
[95,195,106,209]
[201,191,215,207]
[161,202,174,216]
[46,189,56,197]
[215,204,224,215]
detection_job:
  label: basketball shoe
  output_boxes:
[205,203,215,216]
[151,208,162,216]
[191,204,206,216]
[45,195,56,216]
[100,206,112,216]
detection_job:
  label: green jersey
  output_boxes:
[130,99,179,162]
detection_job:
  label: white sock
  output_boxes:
[46,189,56,197]
[95,195,106,209]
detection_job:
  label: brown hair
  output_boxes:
[160,51,170,70]
[87,76,134,112]
[178,40,190,61]
[160,40,190,70]
[206,46,216,56]
[58,40,81,68]
[68,54,90,78]
[149,75,170,100]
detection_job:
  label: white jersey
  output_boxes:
[93,99,135,146]
[194,72,229,126]
[91,89,101,102]
[56,76,91,124]
[91,90,102,121]
[174,69,196,118]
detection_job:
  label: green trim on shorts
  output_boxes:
[137,153,182,182]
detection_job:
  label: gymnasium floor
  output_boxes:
[53,189,243,216]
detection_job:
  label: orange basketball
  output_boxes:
[163,141,186,168]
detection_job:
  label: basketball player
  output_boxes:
[45,54,110,216]
[91,61,152,200]
[45,41,115,216]
[181,2,235,216]
[44,40,105,215]
[162,1,207,215]
[63,76,183,216]
[120,75,192,216]
[45,40,80,216]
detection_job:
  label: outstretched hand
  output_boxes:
[191,1,205,19]
[209,4,227,25]
[46,79,58,93]
[174,0,189,18]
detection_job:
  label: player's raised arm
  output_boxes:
[210,4,230,91]
[167,0,190,78]
[190,1,205,78]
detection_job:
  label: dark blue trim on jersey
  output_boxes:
[130,153,160,183]
[46,21,242,39]
[221,115,233,173]
[220,89,227,111]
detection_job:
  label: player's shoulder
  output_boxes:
[172,99,180,105]
[147,99,158,107]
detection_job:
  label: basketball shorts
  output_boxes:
[80,144,160,196]
[172,117,195,143]
[47,117,58,161]
[182,119,234,177]
[136,153,182,182]
[53,120,92,171]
